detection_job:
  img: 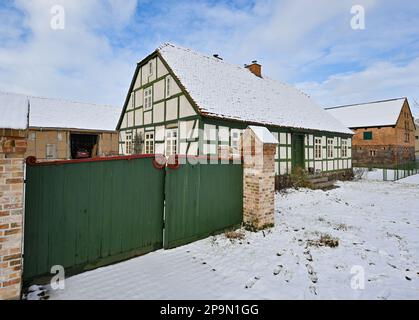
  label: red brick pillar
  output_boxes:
[0,129,27,300]
[242,126,278,230]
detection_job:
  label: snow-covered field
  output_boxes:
[49,178,419,300]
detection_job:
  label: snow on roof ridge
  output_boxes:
[325,97,406,110]
[158,44,312,100]
[0,90,118,109]
[159,42,244,70]
[1,90,121,131]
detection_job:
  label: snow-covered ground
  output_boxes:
[49,178,419,300]
[398,174,419,185]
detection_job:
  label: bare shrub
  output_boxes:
[353,168,368,180]
[290,167,313,189]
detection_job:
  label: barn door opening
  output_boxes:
[70,133,98,159]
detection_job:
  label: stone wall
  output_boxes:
[0,129,26,300]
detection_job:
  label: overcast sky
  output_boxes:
[0,0,418,116]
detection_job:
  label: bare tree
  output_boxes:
[133,132,143,154]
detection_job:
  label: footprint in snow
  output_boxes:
[377,289,391,300]
[283,270,293,283]
[309,285,317,296]
[276,250,286,257]
[245,276,261,289]
[303,250,313,262]
[306,264,318,283]
[273,265,283,275]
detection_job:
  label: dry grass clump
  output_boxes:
[225,230,245,241]
[308,233,339,248]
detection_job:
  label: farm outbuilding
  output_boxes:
[326,98,416,167]
[0,91,121,161]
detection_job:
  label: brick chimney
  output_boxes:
[245,60,262,78]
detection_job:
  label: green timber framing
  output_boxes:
[117,50,353,176]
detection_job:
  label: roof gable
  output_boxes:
[326,98,407,128]
[158,44,352,135]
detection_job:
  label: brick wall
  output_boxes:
[242,128,277,230]
[0,129,26,300]
[353,145,415,167]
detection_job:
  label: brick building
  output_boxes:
[326,98,416,167]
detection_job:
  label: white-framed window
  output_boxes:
[327,138,334,158]
[144,132,154,154]
[144,87,153,110]
[46,144,57,159]
[342,140,348,158]
[370,149,376,157]
[166,76,171,97]
[165,128,178,156]
[231,129,241,154]
[125,133,133,155]
[314,137,322,160]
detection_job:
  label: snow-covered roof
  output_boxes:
[248,126,279,144]
[0,91,120,131]
[325,98,407,128]
[0,92,28,129]
[158,43,352,135]
[29,96,120,131]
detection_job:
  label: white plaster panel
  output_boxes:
[135,109,143,126]
[218,126,229,142]
[144,111,152,125]
[179,95,196,118]
[153,79,165,102]
[157,57,169,78]
[155,125,165,141]
[166,97,178,121]
[153,102,165,123]
[204,124,217,141]
[188,142,198,156]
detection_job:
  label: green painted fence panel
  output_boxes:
[23,157,165,283]
[164,162,243,249]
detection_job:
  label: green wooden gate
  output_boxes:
[164,160,243,249]
[23,156,165,283]
[23,156,243,283]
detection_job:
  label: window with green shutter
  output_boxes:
[363,131,373,140]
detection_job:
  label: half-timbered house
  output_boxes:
[117,44,353,181]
